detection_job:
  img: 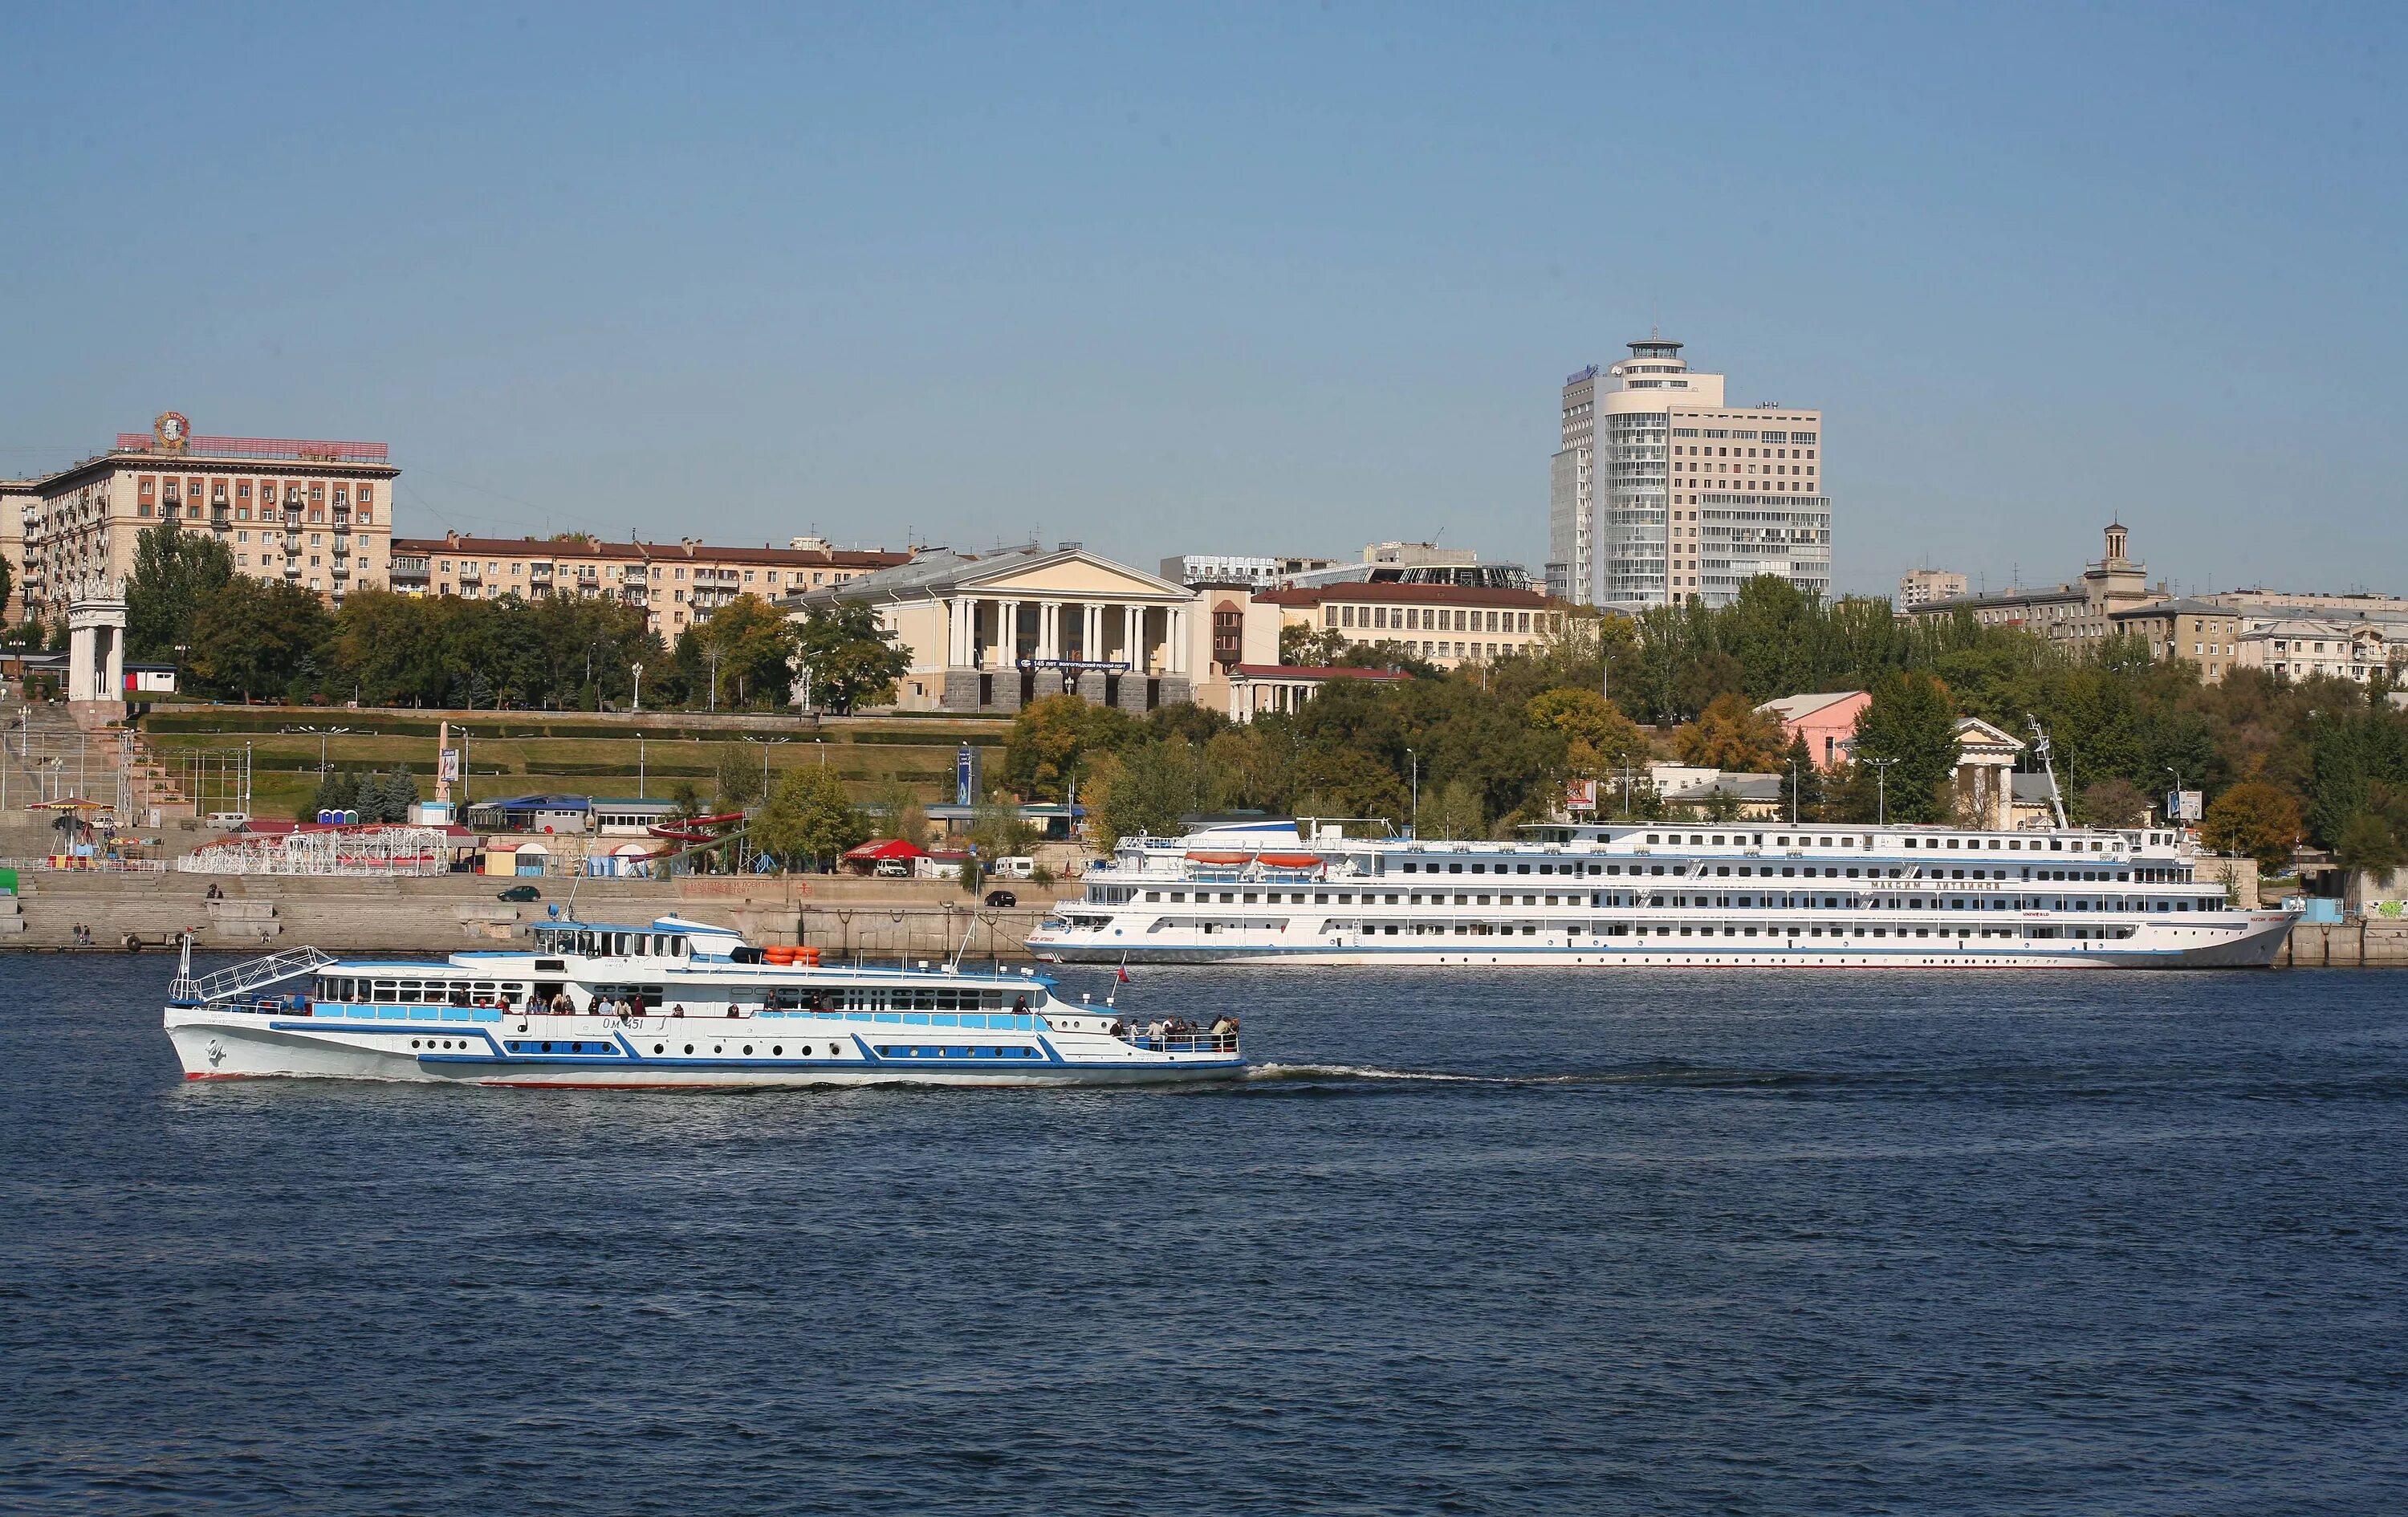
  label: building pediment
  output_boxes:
[1952,715,2026,754]
[962,551,1190,601]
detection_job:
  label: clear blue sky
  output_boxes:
[3,2,2402,597]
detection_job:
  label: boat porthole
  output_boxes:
[742,1045,754,1055]
[654,1043,665,1054]
[771,1045,782,1055]
[685,1044,695,1055]
[411,1039,421,1048]
[714,1045,724,1054]
[541,1042,553,1052]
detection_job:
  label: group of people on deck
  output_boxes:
[1115,1015,1240,1049]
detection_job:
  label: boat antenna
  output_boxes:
[949,909,980,970]
[562,854,587,923]
[2027,715,2069,830]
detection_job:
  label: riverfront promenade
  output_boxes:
[1,871,1068,962]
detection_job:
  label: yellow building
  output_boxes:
[389,531,909,639]
[787,544,1199,713]
[1251,582,1568,668]
[16,413,397,622]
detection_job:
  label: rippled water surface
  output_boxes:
[5,957,2406,1515]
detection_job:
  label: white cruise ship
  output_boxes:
[1027,818,2294,970]
[165,915,1243,1087]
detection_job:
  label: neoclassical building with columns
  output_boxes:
[784,544,1198,714]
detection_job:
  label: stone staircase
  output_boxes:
[0,699,190,822]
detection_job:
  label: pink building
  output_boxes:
[1756,690,1870,770]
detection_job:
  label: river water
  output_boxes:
[4,957,2405,1515]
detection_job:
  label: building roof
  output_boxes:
[1254,583,1555,608]
[391,534,905,570]
[472,793,594,811]
[2108,597,2236,621]
[789,544,1191,605]
[842,838,928,860]
[1918,585,2086,613]
[1755,690,1865,722]
[1231,664,1413,681]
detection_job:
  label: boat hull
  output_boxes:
[165,1011,1244,1088]
[1032,913,2296,970]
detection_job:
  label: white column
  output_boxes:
[1085,604,1103,664]
[1002,600,1020,664]
[1167,607,1187,674]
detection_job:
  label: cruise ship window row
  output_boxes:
[1142,917,2150,943]
[1121,862,2169,901]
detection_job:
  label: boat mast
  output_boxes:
[2027,716,2069,830]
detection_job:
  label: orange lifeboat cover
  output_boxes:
[1255,852,1326,869]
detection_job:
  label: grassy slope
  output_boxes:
[140,710,1010,820]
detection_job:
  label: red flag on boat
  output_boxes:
[1116,963,1131,983]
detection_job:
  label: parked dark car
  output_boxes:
[983,889,1017,908]
[496,884,543,902]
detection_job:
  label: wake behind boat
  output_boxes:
[164,916,1243,1087]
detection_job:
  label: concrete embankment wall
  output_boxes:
[3,872,1067,962]
[2276,920,2408,969]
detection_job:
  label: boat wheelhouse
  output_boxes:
[1026,818,2294,970]
[164,914,1244,1087]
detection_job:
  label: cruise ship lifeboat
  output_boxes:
[1185,851,1256,865]
[1255,852,1327,870]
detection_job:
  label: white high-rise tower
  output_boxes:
[1548,338,1830,611]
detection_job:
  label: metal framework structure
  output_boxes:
[176,825,452,876]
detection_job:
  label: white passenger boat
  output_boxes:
[1027,818,2296,970]
[164,915,1243,1087]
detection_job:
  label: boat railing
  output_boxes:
[1116,1028,1241,1055]
[180,944,336,1007]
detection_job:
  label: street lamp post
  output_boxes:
[1867,757,1900,826]
[1406,748,1418,838]
[631,662,644,714]
[706,646,722,713]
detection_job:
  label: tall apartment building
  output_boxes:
[15,415,396,624]
[1548,339,1831,611]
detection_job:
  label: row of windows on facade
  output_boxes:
[1324,606,1548,634]
[136,476,373,517]
[1669,428,1817,442]
[423,559,852,588]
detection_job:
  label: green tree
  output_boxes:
[1847,670,1959,824]
[1088,742,1207,844]
[126,519,235,661]
[2079,777,2151,828]
[1775,734,1826,822]
[753,766,870,869]
[793,601,909,714]
[681,595,799,708]
[871,777,931,848]
[1427,777,1485,840]
[1279,624,1349,665]
[712,744,765,807]
[378,765,421,823]
[189,578,332,702]
[2336,808,2406,880]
